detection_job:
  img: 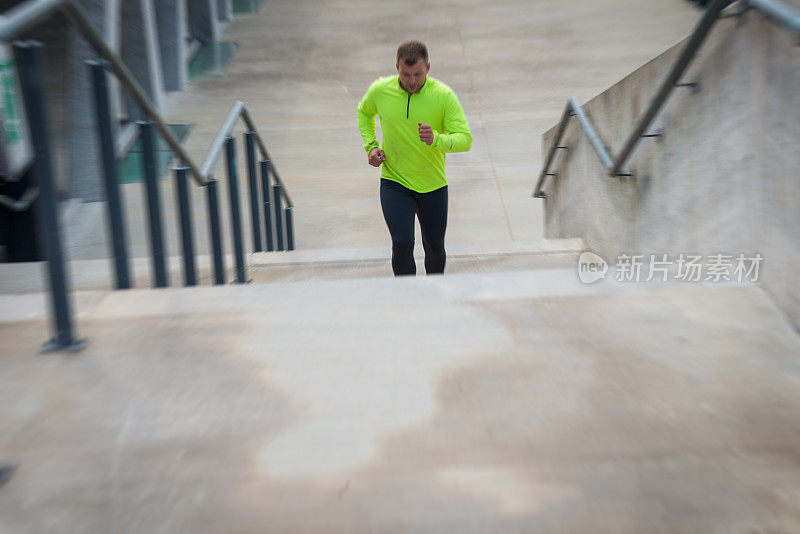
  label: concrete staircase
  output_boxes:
[2,254,800,531]
[0,238,584,293]
[3,0,800,527]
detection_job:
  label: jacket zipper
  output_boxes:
[403,80,423,119]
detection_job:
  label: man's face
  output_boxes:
[397,58,430,93]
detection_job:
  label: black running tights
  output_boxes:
[380,178,448,276]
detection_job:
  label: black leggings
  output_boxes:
[380,178,448,276]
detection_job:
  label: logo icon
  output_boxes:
[578,251,608,284]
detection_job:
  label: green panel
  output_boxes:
[233,0,263,13]
[188,41,239,81]
[117,124,192,184]
[0,61,22,144]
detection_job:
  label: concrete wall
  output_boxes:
[156,0,188,92]
[120,0,165,122]
[66,0,120,201]
[188,0,219,43]
[541,11,800,328]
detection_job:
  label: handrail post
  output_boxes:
[174,167,197,286]
[244,132,262,252]
[285,206,294,251]
[260,160,274,251]
[140,120,169,288]
[205,179,225,285]
[89,58,131,290]
[273,182,284,251]
[15,40,84,351]
[225,136,247,283]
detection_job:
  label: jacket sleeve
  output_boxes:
[433,90,472,153]
[357,82,380,153]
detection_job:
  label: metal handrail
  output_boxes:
[2,0,293,352]
[0,0,292,199]
[748,0,800,34]
[200,101,293,207]
[534,0,800,198]
[240,106,293,208]
[0,0,204,187]
[0,0,63,40]
[0,0,205,184]
[611,0,735,177]
[571,97,614,171]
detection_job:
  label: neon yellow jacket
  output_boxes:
[357,75,472,193]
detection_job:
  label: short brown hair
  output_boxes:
[396,41,428,66]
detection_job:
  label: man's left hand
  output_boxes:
[418,123,434,146]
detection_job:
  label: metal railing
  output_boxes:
[0,0,203,181]
[197,101,295,285]
[1,0,295,351]
[533,0,800,198]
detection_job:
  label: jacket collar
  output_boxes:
[397,75,427,95]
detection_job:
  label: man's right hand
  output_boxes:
[368,148,386,167]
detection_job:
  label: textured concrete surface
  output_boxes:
[2,271,800,531]
[59,0,698,259]
[0,238,584,293]
[541,8,800,329]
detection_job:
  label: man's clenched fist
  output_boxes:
[418,123,434,146]
[368,147,386,167]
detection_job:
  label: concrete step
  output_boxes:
[248,238,584,283]
[1,269,799,531]
[0,238,584,294]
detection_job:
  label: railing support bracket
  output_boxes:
[675,80,701,93]
[719,5,751,19]
[641,128,664,140]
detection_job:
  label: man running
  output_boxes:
[357,40,472,276]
